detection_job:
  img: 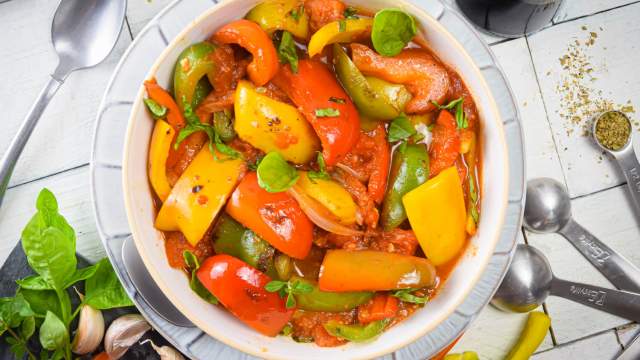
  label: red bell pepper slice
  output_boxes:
[213,19,279,86]
[367,124,390,204]
[272,59,360,166]
[429,110,461,177]
[197,254,293,336]
[357,293,398,324]
[225,172,313,259]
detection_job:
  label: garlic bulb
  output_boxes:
[71,291,105,355]
[104,314,151,359]
[141,339,185,360]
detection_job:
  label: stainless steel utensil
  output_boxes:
[122,236,194,327]
[524,178,640,292]
[592,111,640,221]
[0,0,126,207]
[493,244,640,322]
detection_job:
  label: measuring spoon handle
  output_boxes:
[558,218,640,293]
[551,277,640,322]
[615,147,640,220]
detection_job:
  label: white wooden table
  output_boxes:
[1,0,639,358]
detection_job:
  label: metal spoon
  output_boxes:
[492,244,640,322]
[593,111,640,220]
[524,178,640,292]
[0,0,126,207]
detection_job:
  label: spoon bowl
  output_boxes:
[592,110,633,154]
[492,245,552,312]
[523,178,572,233]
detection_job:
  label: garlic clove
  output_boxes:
[141,339,185,360]
[71,303,105,355]
[104,314,151,359]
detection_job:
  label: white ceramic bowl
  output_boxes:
[122,0,509,358]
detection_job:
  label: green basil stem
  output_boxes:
[5,327,37,360]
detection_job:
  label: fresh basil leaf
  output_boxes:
[285,293,296,308]
[183,250,200,270]
[431,97,462,110]
[21,189,77,291]
[455,99,468,129]
[344,6,358,19]
[281,324,293,336]
[469,175,478,203]
[20,316,35,340]
[289,4,304,21]
[63,263,100,289]
[257,152,300,192]
[39,311,67,351]
[371,9,417,57]
[0,294,35,329]
[387,114,416,142]
[338,20,346,32]
[183,251,218,304]
[16,275,51,290]
[143,98,167,119]
[307,153,330,182]
[278,31,299,73]
[315,108,340,117]
[391,288,429,304]
[265,281,287,293]
[84,258,134,310]
[214,132,241,159]
[18,289,62,320]
[248,155,264,171]
[7,337,27,359]
[290,281,313,294]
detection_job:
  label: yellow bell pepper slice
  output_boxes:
[234,80,320,164]
[155,148,245,246]
[308,18,373,58]
[402,166,466,266]
[506,312,551,360]
[297,172,357,225]
[148,119,175,202]
[245,0,309,39]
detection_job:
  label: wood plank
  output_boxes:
[491,37,565,182]
[532,330,622,360]
[554,0,639,23]
[528,3,640,197]
[127,0,175,37]
[0,0,132,188]
[526,185,640,344]
[0,166,105,267]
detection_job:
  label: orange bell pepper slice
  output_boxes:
[197,254,293,336]
[225,172,313,259]
[318,250,436,292]
[357,293,398,324]
[213,19,279,86]
[144,78,185,129]
[272,59,360,166]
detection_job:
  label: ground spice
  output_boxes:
[554,25,636,139]
[595,111,631,151]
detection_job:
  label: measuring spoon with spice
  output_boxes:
[593,110,640,219]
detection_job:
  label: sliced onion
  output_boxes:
[335,163,368,182]
[288,185,363,237]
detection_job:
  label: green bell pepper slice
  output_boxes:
[245,0,309,39]
[333,44,411,120]
[323,319,389,342]
[212,214,278,278]
[213,109,236,142]
[174,42,218,111]
[192,77,212,109]
[291,276,373,312]
[381,144,430,230]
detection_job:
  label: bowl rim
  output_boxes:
[121,0,510,357]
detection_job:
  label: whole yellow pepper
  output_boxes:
[402,166,466,266]
[506,312,551,360]
[308,18,373,58]
[297,172,357,225]
[148,119,175,202]
[234,80,320,164]
[155,148,245,246]
[245,0,309,39]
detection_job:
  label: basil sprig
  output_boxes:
[371,9,417,57]
[256,152,300,193]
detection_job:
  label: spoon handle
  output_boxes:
[615,147,640,221]
[559,218,640,293]
[0,72,64,208]
[551,277,640,322]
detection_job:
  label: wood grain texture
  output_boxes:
[0,0,132,188]
[532,330,622,360]
[554,0,640,23]
[528,3,640,197]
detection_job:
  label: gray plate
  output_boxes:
[89,0,524,358]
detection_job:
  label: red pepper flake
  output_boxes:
[197,195,208,205]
